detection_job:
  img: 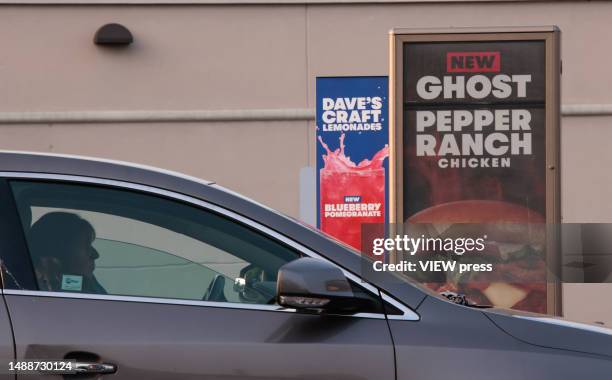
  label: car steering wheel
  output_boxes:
[203,274,227,302]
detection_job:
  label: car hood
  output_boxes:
[485,309,612,358]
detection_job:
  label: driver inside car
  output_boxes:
[28,212,107,295]
[237,264,277,304]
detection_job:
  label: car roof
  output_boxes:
[0,150,300,238]
[0,150,277,223]
[0,150,214,187]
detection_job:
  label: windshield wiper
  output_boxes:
[440,291,492,308]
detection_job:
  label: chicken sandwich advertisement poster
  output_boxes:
[399,38,552,313]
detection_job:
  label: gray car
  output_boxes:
[0,151,611,379]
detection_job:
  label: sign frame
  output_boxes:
[389,26,561,315]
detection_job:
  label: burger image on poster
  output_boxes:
[407,200,547,313]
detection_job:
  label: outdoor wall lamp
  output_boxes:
[94,23,133,46]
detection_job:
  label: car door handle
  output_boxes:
[74,362,117,374]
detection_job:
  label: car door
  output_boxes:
[0,175,396,380]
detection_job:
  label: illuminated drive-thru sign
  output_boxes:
[389,27,561,314]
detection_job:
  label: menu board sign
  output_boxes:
[390,28,560,314]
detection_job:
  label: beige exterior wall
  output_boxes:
[0,121,310,216]
[1,0,612,322]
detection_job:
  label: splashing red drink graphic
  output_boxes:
[319,133,388,252]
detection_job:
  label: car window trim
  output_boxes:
[0,171,419,321]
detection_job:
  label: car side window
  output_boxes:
[9,180,300,305]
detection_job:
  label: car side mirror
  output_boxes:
[276,257,375,315]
